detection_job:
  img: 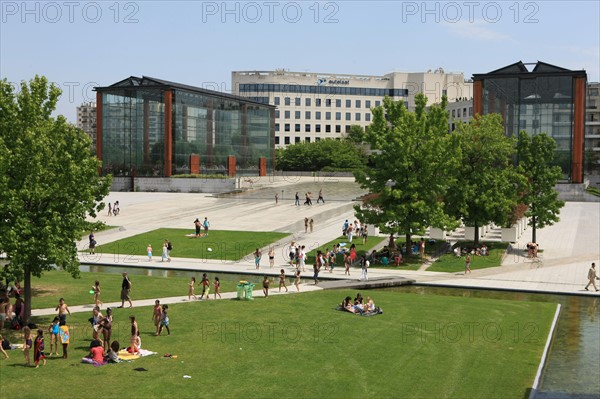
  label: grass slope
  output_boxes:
[89,228,290,262]
[1,289,556,399]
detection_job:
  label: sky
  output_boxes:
[1,0,599,122]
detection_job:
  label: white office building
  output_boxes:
[232,69,473,147]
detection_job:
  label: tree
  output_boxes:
[275,139,365,171]
[517,131,565,243]
[0,76,111,322]
[445,114,525,245]
[353,94,460,251]
[344,125,366,143]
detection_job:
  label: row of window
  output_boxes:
[451,107,474,118]
[240,83,408,98]
[275,110,372,122]
[276,136,345,145]
[275,123,355,134]
[274,97,381,108]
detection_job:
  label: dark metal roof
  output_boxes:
[94,76,275,107]
[472,61,587,80]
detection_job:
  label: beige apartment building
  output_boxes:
[76,102,97,148]
[232,69,473,147]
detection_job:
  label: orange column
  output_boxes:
[473,80,483,116]
[164,90,173,177]
[95,92,103,168]
[228,156,236,177]
[189,154,200,174]
[572,77,585,183]
[259,157,266,176]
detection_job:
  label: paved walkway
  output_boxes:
[73,177,598,302]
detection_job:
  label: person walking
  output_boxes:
[275,193,279,204]
[584,262,599,291]
[304,217,309,233]
[107,202,112,216]
[119,273,133,308]
[203,217,210,236]
[317,189,325,204]
[309,218,314,233]
[465,254,472,275]
[295,192,300,206]
[88,231,96,255]
[254,248,262,269]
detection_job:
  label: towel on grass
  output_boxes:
[118,348,157,360]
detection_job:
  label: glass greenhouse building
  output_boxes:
[95,76,275,177]
[473,61,587,183]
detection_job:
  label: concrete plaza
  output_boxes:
[77,176,600,299]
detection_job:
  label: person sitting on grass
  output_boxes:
[364,296,376,313]
[82,339,105,366]
[107,340,120,363]
[342,296,355,313]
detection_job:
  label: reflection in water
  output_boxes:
[381,286,600,398]
[79,264,313,285]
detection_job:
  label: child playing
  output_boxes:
[34,328,46,368]
[59,320,70,359]
[147,244,153,261]
[213,277,221,299]
[295,270,301,291]
[55,298,71,324]
[23,326,32,366]
[199,273,210,300]
[158,304,170,336]
[188,277,197,300]
[278,269,288,292]
[107,340,120,363]
[152,300,162,336]
[262,276,270,298]
[48,316,60,356]
[92,280,102,307]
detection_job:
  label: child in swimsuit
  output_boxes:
[34,328,46,368]
[48,316,60,356]
[159,305,170,336]
[213,277,221,299]
[152,300,162,336]
[263,276,270,298]
[278,269,288,293]
[199,274,210,300]
[23,326,32,366]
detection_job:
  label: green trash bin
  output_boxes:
[244,283,255,300]
[236,283,246,300]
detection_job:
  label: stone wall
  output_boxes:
[111,177,236,193]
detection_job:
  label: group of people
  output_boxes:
[0,288,24,331]
[261,269,302,297]
[146,240,173,262]
[342,219,369,244]
[294,189,325,206]
[187,274,222,300]
[107,201,120,216]
[341,293,377,314]
[193,217,210,237]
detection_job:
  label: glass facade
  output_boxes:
[97,77,274,177]
[475,62,587,181]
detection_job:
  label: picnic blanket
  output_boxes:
[118,348,157,361]
[335,305,383,317]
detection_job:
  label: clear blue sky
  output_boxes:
[2,0,599,122]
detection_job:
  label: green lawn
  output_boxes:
[303,235,386,266]
[90,228,290,261]
[25,270,244,310]
[367,237,449,271]
[0,289,556,399]
[428,241,509,272]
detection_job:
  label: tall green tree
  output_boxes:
[0,76,111,322]
[354,94,460,250]
[445,114,525,245]
[517,131,564,243]
[275,138,365,171]
[345,125,366,143]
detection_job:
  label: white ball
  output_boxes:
[207,248,213,252]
